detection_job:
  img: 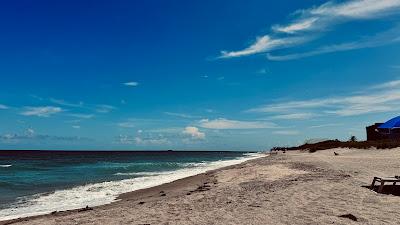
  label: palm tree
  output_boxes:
[349,135,357,142]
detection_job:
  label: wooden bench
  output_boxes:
[371,176,400,193]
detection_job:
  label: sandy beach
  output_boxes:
[3,148,400,225]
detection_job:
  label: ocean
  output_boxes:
[0,150,261,220]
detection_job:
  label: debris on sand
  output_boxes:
[339,213,357,221]
[78,206,93,212]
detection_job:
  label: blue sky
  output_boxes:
[1,0,400,150]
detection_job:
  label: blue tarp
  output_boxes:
[378,116,400,129]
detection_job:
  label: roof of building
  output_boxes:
[378,116,400,129]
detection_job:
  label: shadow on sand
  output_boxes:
[364,185,400,196]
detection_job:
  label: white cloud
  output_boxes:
[272,17,318,34]
[68,113,94,119]
[72,125,81,129]
[20,106,63,117]
[219,36,307,58]
[96,104,116,113]
[309,0,400,19]
[372,79,400,89]
[219,0,400,59]
[0,104,9,109]
[26,128,35,136]
[267,25,400,61]
[274,0,400,34]
[116,135,134,144]
[50,98,84,108]
[248,98,333,113]
[134,137,169,145]
[257,68,268,74]
[308,123,343,129]
[249,79,400,117]
[183,126,205,139]
[118,121,136,128]
[123,81,139,87]
[325,104,395,116]
[36,97,121,116]
[164,112,197,119]
[269,113,316,120]
[199,118,276,129]
[273,130,299,135]
[147,127,182,133]
[0,130,91,143]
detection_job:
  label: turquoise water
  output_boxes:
[0,150,257,220]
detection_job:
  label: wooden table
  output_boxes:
[371,176,400,193]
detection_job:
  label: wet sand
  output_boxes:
[3,148,400,225]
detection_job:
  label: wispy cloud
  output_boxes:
[123,81,139,87]
[219,36,308,58]
[257,68,268,75]
[273,130,299,135]
[308,0,400,19]
[217,76,225,81]
[117,135,169,145]
[183,126,205,139]
[72,125,81,129]
[32,96,117,116]
[248,98,333,113]
[272,17,318,34]
[275,0,400,34]
[219,0,400,59]
[0,129,91,143]
[117,121,136,128]
[371,79,400,89]
[96,104,116,113]
[116,118,172,129]
[198,118,276,129]
[268,113,316,120]
[164,112,198,119]
[249,79,400,117]
[146,127,183,133]
[134,137,169,145]
[20,106,63,117]
[0,104,9,110]
[68,113,94,119]
[50,98,84,108]
[267,25,400,61]
[308,123,343,129]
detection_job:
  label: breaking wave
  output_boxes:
[0,153,262,221]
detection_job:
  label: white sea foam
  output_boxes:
[0,153,263,221]
[114,162,209,176]
[0,165,12,168]
[114,171,173,176]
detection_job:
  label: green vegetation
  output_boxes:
[271,139,400,153]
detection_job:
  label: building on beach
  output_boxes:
[366,116,400,141]
[366,123,384,141]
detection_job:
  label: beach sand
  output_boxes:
[3,148,400,225]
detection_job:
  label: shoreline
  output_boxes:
[0,153,265,223]
[4,148,400,225]
[0,171,217,225]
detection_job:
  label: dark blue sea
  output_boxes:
[0,150,260,220]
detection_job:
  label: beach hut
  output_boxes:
[366,123,384,141]
[377,116,400,139]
